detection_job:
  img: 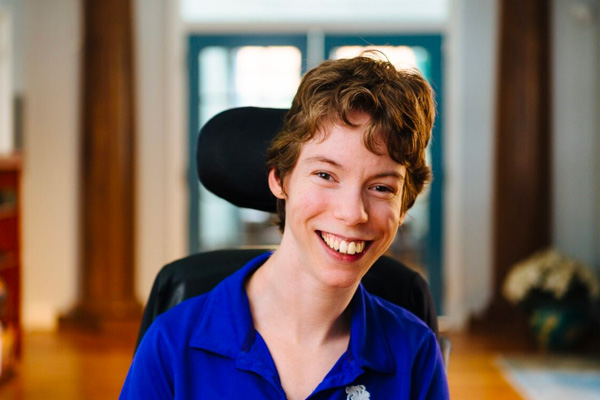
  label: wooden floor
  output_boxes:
[0,327,139,399]
[0,326,527,399]
[445,329,528,400]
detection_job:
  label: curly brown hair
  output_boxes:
[266,53,436,231]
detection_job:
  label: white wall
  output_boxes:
[21,0,81,329]
[552,0,600,272]
[0,0,21,90]
[0,7,13,153]
[133,0,188,303]
[443,0,498,326]
[181,0,448,25]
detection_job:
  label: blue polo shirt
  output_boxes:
[120,252,449,399]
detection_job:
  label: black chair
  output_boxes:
[136,107,448,365]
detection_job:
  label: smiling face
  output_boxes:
[268,113,406,289]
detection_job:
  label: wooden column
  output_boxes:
[61,0,140,330]
[491,0,552,309]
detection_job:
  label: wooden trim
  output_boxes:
[491,0,552,305]
[0,153,22,170]
[61,0,141,330]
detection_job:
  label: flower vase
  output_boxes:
[529,304,589,351]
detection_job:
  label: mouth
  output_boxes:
[318,231,369,255]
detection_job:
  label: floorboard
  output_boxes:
[0,326,526,399]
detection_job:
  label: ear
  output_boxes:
[399,211,407,226]
[268,169,286,199]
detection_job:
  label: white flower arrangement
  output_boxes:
[502,249,600,311]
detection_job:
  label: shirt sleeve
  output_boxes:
[411,330,450,400]
[119,323,175,400]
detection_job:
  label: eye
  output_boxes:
[370,184,398,198]
[372,185,395,193]
[315,171,334,181]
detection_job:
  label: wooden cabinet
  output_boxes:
[0,154,21,380]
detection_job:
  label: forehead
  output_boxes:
[303,114,389,158]
[298,119,403,174]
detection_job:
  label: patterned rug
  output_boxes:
[496,354,600,400]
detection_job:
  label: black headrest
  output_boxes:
[197,107,288,213]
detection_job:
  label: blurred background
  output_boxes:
[0,0,598,398]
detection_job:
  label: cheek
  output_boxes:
[370,203,403,234]
[289,189,331,216]
[285,183,334,222]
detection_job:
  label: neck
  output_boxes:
[245,249,357,345]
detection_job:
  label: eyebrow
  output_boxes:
[374,171,406,182]
[304,156,406,181]
[304,156,343,169]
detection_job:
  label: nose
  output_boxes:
[333,188,368,226]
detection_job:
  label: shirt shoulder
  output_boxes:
[139,292,211,352]
[139,252,265,355]
[366,292,449,399]
[365,291,441,367]
[369,293,435,340]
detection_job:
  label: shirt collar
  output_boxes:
[188,252,395,374]
[188,251,270,358]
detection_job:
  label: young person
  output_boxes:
[120,53,449,399]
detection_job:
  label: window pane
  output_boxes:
[331,45,419,69]
[234,47,302,107]
[197,45,302,250]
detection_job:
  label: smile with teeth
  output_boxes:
[319,232,366,255]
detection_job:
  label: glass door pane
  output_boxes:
[195,45,302,250]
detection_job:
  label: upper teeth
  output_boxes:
[321,232,365,255]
